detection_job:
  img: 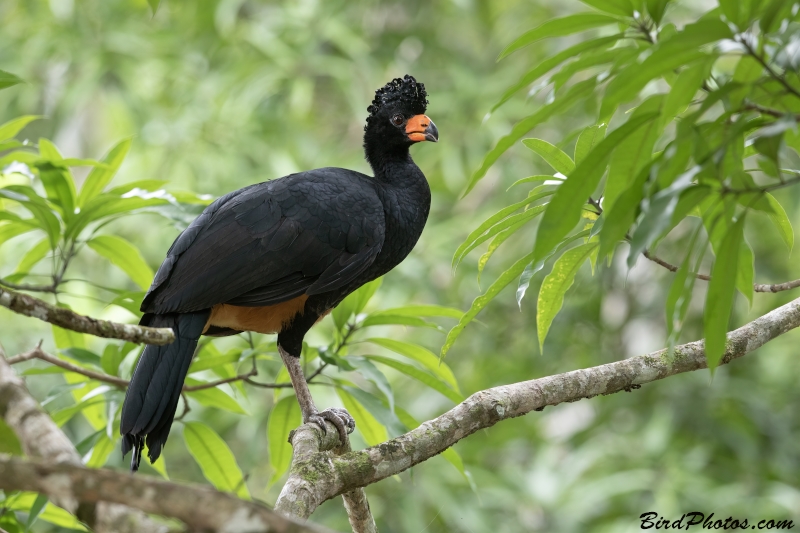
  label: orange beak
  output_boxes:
[406,115,439,143]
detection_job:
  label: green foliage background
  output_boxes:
[1,0,799,531]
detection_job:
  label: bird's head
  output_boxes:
[364,75,438,154]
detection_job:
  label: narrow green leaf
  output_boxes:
[737,237,754,306]
[522,139,575,175]
[184,378,248,414]
[147,0,161,14]
[51,397,106,427]
[365,338,459,392]
[442,250,536,359]
[597,160,655,259]
[466,78,596,195]
[645,0,671,24]
[453,195,548,268]
[87,235,154,289]
[763,193,793,250]
[704,216,745,371]
[360,314,440,329]
[0,69,24,90]
[5,494,87,531]
[507,175,563,190]
[0,221,39,248]
[23,494,48,533]
[77,139,131,206]
[605,96,665,213]
[0,186,61,247]
[268,396,301,483]
[350,357,395,412]
[477,219,528,283]
[184,421,250,499]
[537,243,598,351]
[86,434,114,468]
[492,35,622,112]
[36,162,77,218]
[574,124,607,165]
[498,13,619,60]
[369,305,462,319]
[12,237,50,277]
[730,56,762,109]
[580,0,633,17]
[336,388,388,445]
[366,355,462,403]
[533,112,660,262]
[661,58,714,122]
[188,352,240,374]
[0,116,42,142]
[0,418,22,455]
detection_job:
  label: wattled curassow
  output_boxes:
[120,75,438,471]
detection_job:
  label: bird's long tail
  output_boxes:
[120,311,209,471]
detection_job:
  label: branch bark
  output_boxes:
[0,287,174,344]
[0,347,331,533]
[272,296,800,516]
[0,456,332,533]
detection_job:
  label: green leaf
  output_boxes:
[574,124,607,165]
[23,494,48,533]
[184,378,248,414]
[86,434,115,468]
[184,421,250,499]
[87,235,154,289]
[466,78,596,195]
[737,237,754,306]
[332,277,382,329]
[0,116,42,142]
[507,175,563,190]
[51,397,106,427]
[533,112,660,262]
[665,230,700,341]
[661,58,714,122]
[0,186,61,247]
[477,219,529,283]
[147,0,161,14]
[453,195,548,268]
[492,35,622,112]
[12,237,50,277]
[188,352,240,374]
[36,161,77,219]
[268,395,301,483]
[605,96,665,213]
[597,160,655,259]
[537,242,598,351]
[497,13,620,60]
[336,388,388,445]
[364,338,460,392]
[0,418,23,455]
[442,250,536,359]
[360,314,441,329]
[761,194,793,250]
[579,0,633,17]
[6,494,87,531]
[339,385,405,436]
[0,70,24,90]
[0,221,39,247]
[704,216,745,371]
[645,0,671,24]
[366,355,462,403]
[730,56,762,109]
[522,139,575,175]
[350,357,395,412]
[77,139,132,206]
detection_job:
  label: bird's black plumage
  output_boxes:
[121,75,437,469]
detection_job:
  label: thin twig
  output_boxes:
[0,278,57,293]
[5,345,303,392]
[0,287,174,345]
[643,249,800,292]
[742,40,800,100]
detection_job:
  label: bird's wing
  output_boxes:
[141,168,385,314]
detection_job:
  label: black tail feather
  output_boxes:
[120,311,209,471]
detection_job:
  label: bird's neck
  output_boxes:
[365,144,426,190]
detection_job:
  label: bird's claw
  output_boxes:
[307,407,355,444]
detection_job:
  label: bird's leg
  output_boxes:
[278,346,355,443]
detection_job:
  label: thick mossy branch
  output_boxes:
[0,287,174,345]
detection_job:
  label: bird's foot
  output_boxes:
[306,407,355,445]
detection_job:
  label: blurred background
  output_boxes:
[1,0,799,531]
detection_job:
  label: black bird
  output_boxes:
[120,75,438,471]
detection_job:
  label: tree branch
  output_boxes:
[642,250,800,292]
[5,345,293,392]
[274,296,800,514]
[0,456,332,533]
[0,287,174,345]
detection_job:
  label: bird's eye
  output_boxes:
[391,114,405,126]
